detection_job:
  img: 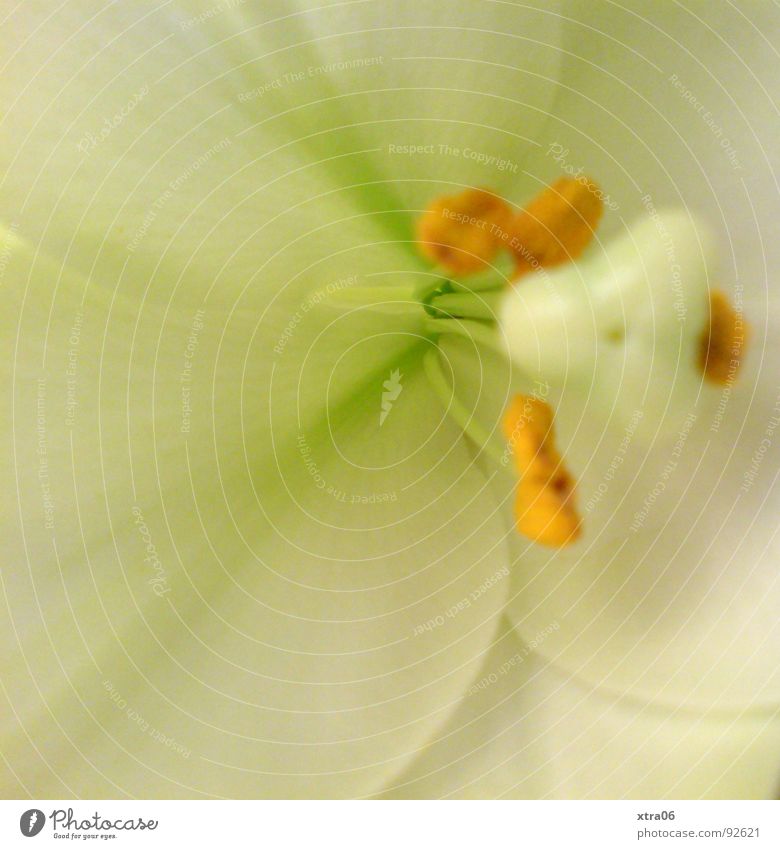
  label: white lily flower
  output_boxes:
[1,0,778,800]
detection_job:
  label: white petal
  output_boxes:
[1,236,512,796]
[424,327,779,710]
[499,1,780,709]
[525,0,780,251]
[0,0,565,304]
[381,620,780,799]
[0,0,572,796]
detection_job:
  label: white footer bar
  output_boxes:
[2,799,777,848]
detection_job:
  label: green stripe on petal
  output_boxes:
[1,212,516,797]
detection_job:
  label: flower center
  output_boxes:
[320,176,749,548]
[415,178,749,548]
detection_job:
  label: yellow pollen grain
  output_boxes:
[501,394,581,547]
[416,187,512,274]
[699,289,749,385]
[509,176,604,279]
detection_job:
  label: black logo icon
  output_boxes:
[20,809,45,837]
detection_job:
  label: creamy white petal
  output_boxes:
[0,0,573,797]
[497,0,780,708]
[2,233,515,797]
[0,0,565,305]
[380,619,780,799]
[433,287,780,709]
[0,0,570,513]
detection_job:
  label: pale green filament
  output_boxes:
[423,347,506,467]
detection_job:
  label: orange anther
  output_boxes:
[509,176,604,279]
[502,395,581,547]
[699,289,749,385]
[416,188,512,274]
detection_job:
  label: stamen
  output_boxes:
[423,347,506,466]
[423,316,506,356]
[699,289,749,384]
[508,176,603,279]
[426,290,502,321]
[501,394,581,547]
[416,188,512,274]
